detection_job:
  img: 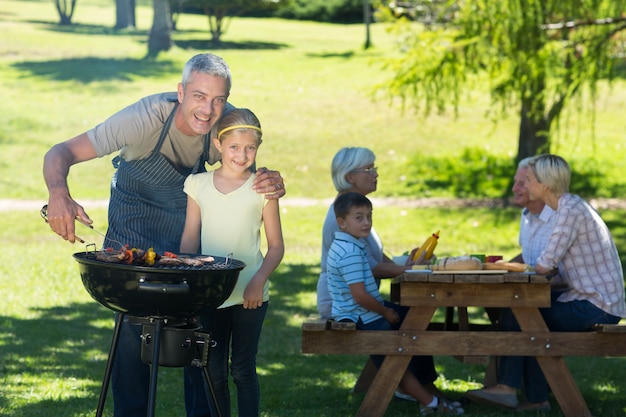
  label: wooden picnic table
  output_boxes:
[302,270,626,417]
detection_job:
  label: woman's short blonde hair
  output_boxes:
[528,154,571,196]
[331,147,376,192]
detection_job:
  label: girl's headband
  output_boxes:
[217,125,262,140]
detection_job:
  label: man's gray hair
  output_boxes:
[181,53,232,93]
[518,156,535,169]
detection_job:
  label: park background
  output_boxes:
[1,0,625,416]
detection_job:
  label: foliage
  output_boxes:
[275,0,364,23]
[374,0,457,24]
[403,148,516,198]
[394,147,612,199]
[182,0,287,42]
[374,0,626,161]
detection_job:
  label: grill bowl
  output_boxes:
[73,252,244,318]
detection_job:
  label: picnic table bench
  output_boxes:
[302,271,626,417]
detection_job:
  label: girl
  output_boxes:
[180,108,284,417]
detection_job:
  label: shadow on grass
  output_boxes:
[27,20,149,37]
[0,301,115,415]
[175,39,288,51]
[12,57,181,83]
[26,20,289,52]
[306,51,356,59]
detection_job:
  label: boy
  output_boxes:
[326,192,463,415]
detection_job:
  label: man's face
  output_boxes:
[512,166,530,207]
[337,205,372,240]
[176,72,229,136]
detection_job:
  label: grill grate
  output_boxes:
[74,251,245,272]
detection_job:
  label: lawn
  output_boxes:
[1,0,625,416]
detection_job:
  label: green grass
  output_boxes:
[1,1,626,416]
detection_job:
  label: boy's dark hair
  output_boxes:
[333,192,372,218]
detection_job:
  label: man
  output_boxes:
[509,157,556,268]
[480,156,561,408]
[43,53,285,417]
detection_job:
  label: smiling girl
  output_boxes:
[180,108,284,417]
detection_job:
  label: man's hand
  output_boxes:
[44,196,92,243]
[253,167,285,199]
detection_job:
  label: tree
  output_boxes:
[53,0,78,25]
[115,0,136,29]
[364,0,372,49]
[376,0,626,162]
[147,0,174,57]
[185,0,285,44]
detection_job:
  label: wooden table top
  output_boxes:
[398,270,549,284]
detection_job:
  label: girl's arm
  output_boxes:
[243,199,284,309]
[179,196,202,254]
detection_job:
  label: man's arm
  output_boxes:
[43,133,98,243]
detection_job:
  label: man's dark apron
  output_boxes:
[105,101,208,254]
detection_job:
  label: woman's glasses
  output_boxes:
[352,166,378,175]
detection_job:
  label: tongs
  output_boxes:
[40,204,124,249]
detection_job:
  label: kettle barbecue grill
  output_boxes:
[73,250,244,417]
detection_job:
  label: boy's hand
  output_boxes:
[382,307,400,325]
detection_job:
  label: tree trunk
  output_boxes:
[54,0,77,25]
[516,99,550,163]
[363,0,372,49]
[147,0,173,58]
[115,0,136,29]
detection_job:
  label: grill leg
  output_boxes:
[146,319,163,417]
[194,331,223,417]
[201,364,223,417]
[96,313,124,417]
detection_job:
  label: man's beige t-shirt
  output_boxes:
[87,92,224,169]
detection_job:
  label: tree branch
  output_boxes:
[542,16,626,31]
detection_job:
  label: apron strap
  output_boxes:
[112,101,180,169]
